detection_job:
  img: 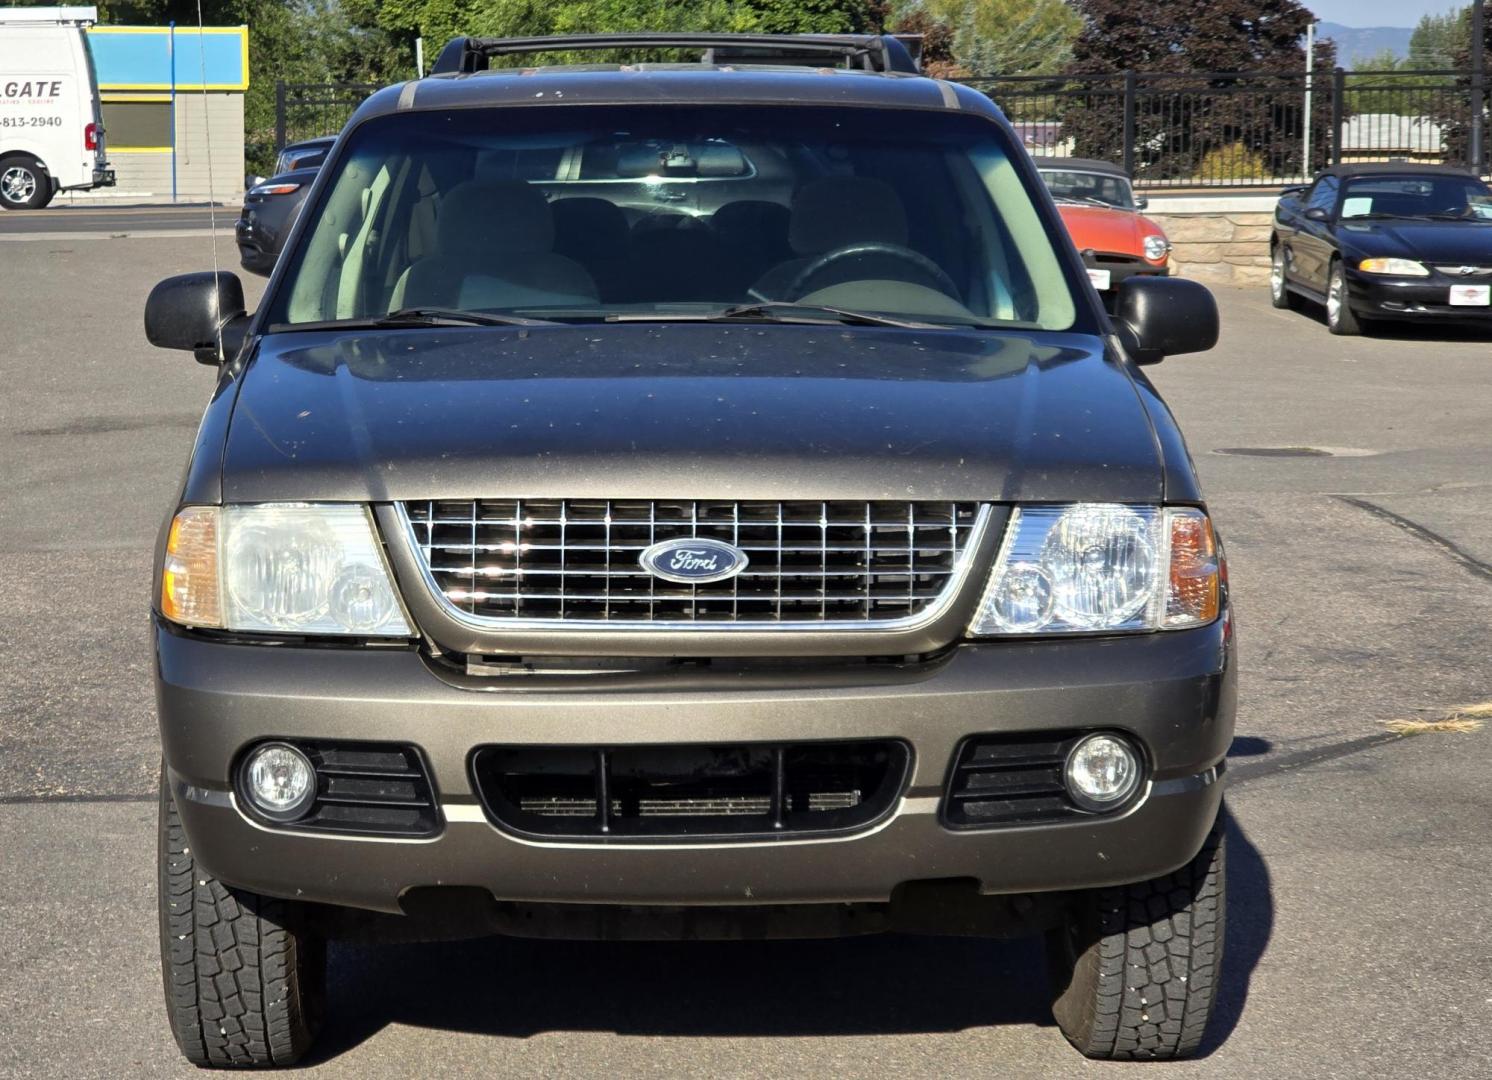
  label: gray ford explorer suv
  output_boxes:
[145,33,1233,1068]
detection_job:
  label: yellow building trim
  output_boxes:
[101,93,173,103]
[98,83,247,91]
[89,26,245,35]
[109,146,174,154]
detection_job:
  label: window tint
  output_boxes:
[1304,176,1339,213]
[1340,175,1492,220]
[1039,169,1135,210]
[269,105,1082,333]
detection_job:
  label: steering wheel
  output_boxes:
[786,242,960,302]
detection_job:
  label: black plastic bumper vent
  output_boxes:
[238,741,440,837]
[472,740,908,841]
[941,732,1145,829]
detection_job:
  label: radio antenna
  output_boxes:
[193,0,222,353]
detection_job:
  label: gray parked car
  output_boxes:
[144,33,1232,1068]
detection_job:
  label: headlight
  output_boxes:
[160,504,413,637]
[1358,257,1429,277]
[968,504,1219,636]
[1142,234,1170,261]
[248,181,301,197]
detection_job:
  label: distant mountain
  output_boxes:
[1317,22,1414,64]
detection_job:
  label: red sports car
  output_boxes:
[1034,157,1172,298]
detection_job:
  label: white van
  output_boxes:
[0,6,113,209]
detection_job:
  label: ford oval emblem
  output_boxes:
[639,537,749,585]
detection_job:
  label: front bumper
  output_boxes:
[158,618,1234,915]
[1346,271,1492,319]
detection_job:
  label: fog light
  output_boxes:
[1064,734,1141,811]
[241,743,316,822]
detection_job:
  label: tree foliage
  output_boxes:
[1407,6,1469,68]
[883,1,1079,77]
[1058,0,1335,181]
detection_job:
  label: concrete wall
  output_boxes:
[107,92,244,199]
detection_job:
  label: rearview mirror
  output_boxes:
[1112,277,1218,365]
[144,271,249,365]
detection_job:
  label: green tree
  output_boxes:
[1406,6,1468,68]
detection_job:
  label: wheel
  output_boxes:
[0,156,53,210]
[1268,244,1293,309]
[1326,260,1364,336]
[1046,814,1225,1060]
[158,763,325,1067]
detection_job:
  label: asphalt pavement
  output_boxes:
[1,236,1489,1078]
[0,203,230,239]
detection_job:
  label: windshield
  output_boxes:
[1039,169,1135,211]
[1340,175,1492,221]
[267,104,1079,332]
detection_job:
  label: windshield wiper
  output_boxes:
[607,302,965,330]
[272,307,560,332]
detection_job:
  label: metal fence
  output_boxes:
[268,69,1490,190]
[964,68,1490,189]
[271,80,381,155]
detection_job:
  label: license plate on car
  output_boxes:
[1448,284,1491,306]
[1087,268,1112,290]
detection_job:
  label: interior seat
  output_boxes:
[751,177,911,301]
[551,197,632,303]
[711,200,792,298]
[396,181,597,311]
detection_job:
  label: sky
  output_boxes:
[1305,0,1470,27]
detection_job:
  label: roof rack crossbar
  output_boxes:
[429,33,920,77]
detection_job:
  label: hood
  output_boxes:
[221,323,1163,504]
[1055,204,1165,260]
[1339,218,1492,265]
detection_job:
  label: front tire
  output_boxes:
[1326,260,1364,336]
[158,763,326,1067]
[0,156,53,209]
[1047,814,1225,1060]
[1269,245,1294,309]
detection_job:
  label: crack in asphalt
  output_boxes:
[1333,495,1492,583]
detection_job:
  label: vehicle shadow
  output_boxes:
[1291,300,1492,342]
[303,808,1274,1063]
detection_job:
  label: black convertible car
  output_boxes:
[1271,163,1492,335]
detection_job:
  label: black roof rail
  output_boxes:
[429,33,921,77]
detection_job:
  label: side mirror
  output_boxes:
[1135,195,1149,210]
[144,271,249,366]
[1112,276,1218,365]
[1303,206,1330,222]
[246,173,265,191]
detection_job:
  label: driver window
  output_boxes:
[1304,176,1338,215]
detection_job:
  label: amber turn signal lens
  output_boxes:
[161,507,222,627]
[1165,509,1219,627]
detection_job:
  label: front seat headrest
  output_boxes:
[437,181,555,256]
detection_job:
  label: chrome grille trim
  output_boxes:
[395,500,990,632]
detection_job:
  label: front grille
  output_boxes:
[401,500,983,626]
[1092,252,1146,266]
[472,740,909,840]
[1432,265,1492,279]
[941,732,1146,829]
[236,741,440,837]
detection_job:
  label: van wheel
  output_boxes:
[0,156,53,210]
[158,763,325,1067]
[1046,814,1225,1060]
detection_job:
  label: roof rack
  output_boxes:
[428,33,922,77]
